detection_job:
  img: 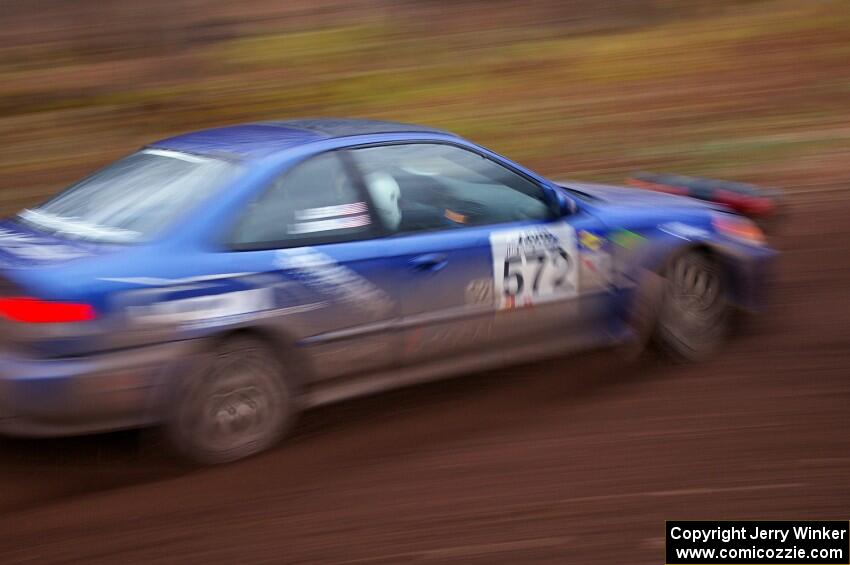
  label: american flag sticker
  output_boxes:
[290,201,371,234]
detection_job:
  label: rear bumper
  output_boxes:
[0,340,195,437]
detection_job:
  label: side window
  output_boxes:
[347,143,552,234]
[230,152,372,247]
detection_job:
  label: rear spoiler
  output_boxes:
[627,172,784,229]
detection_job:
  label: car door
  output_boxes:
[226,150,404,382]
[344,142,585,366]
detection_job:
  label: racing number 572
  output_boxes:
[502,247,572,297]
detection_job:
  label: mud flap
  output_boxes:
[615,269,665,361]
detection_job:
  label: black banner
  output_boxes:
[666,521,850,564]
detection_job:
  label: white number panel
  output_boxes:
[490,223,579,310]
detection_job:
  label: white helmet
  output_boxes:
[364,172,401,231]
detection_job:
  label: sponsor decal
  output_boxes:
[125,281,326,329]
[659,222,709,241]
[580,253,613,286]
[490,223,578,310]
[611,229,646,249]
[119,272,325,330]
[0,228,90,262]
[578,230,605,251]
[406,321,495,355]
[180,301,325,330]
[102,273,256,286]
[127,288,273,327]
[274,248,393,317]
[465,278,494,305]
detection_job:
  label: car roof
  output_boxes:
[148,118,453,160]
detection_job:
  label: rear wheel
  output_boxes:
[166,336,294,464]
[655,251,729,361]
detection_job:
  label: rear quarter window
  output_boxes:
[230,152,373,248]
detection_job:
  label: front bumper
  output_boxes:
[723,243,777,312]
[0,340,195,437]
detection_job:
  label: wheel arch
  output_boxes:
[209,325,312,394]
[165,324,313,407]
[654,241,747,309]
[616,240,732,352]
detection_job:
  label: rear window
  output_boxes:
[18,149,238,243]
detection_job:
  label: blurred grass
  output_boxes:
[0,0,847,211]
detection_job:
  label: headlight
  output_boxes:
[712,214,766,246]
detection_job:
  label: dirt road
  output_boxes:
[0,193,847,564]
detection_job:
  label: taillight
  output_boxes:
[0,297,96,323]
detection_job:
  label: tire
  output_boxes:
[654,250,730,361]
[165,336,294,465]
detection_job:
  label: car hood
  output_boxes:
[0,219,114,269]
[557,180,726,211]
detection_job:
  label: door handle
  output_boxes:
[409,253,448,272]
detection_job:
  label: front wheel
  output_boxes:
[165,336,294,465]
[654,251,730,361]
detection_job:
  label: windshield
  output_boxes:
[18,149,238,243]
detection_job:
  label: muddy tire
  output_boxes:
[166,336,294,465]
[655,251,730,361]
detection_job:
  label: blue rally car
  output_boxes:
[0,119,774,463]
